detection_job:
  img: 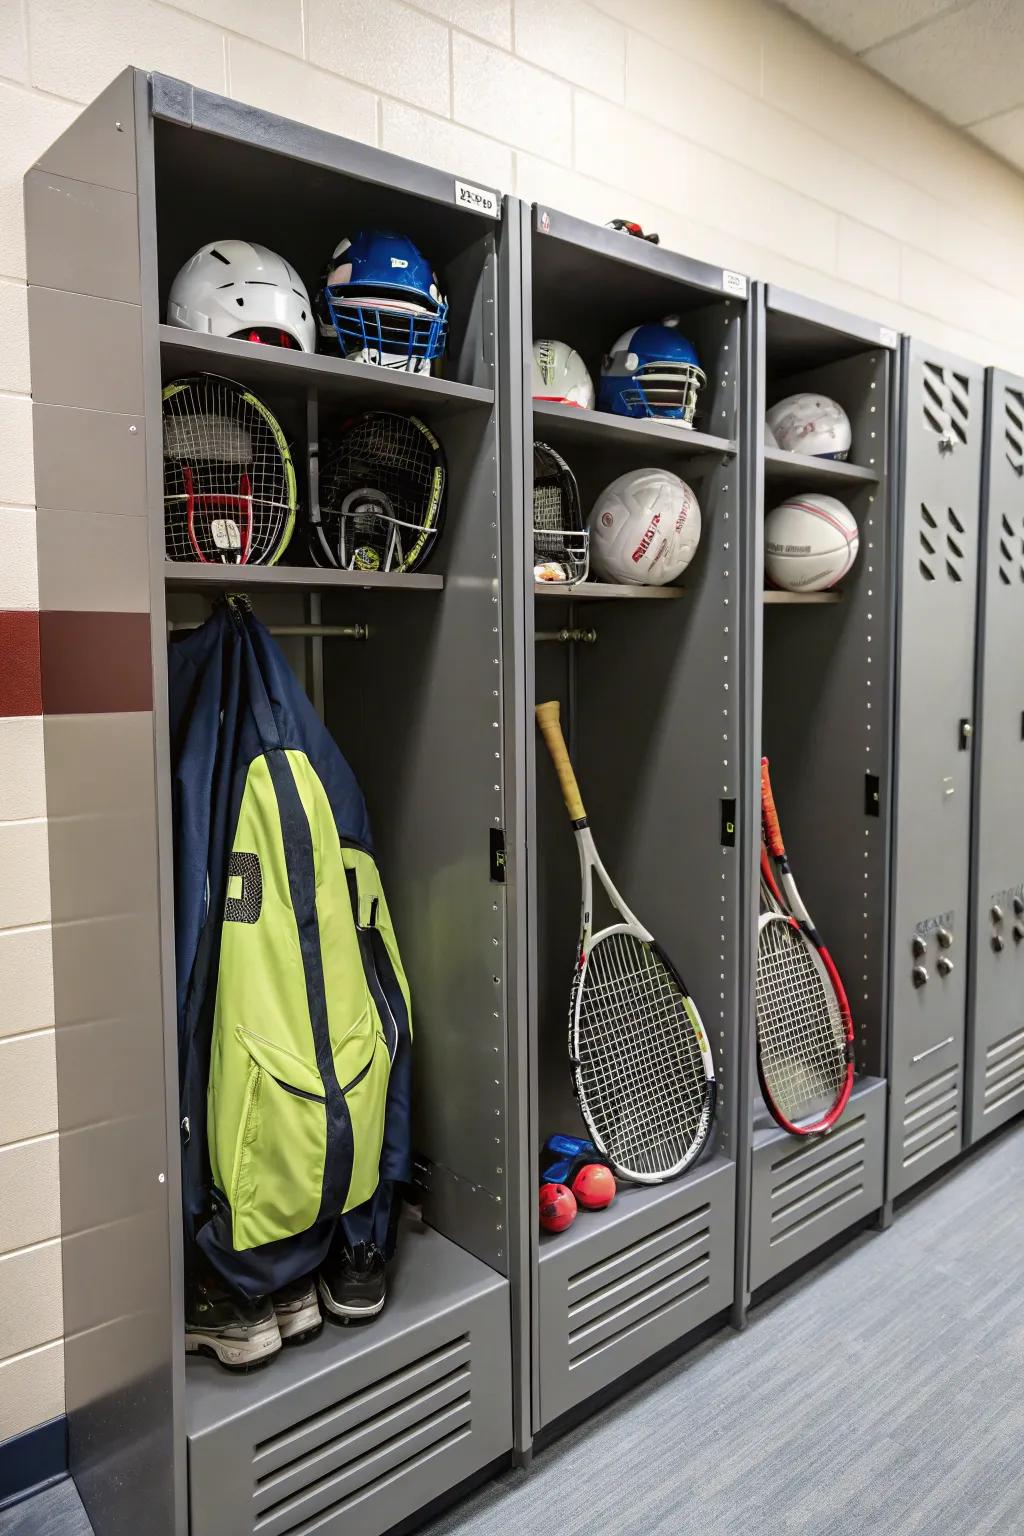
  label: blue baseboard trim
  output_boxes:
[0,1416,68,1511]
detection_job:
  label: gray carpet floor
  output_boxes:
[5,1121,1022,1536]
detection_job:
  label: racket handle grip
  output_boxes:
[761,756,784,857]
[536,701,586,822]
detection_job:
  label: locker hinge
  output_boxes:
[490,827,507,883]
[864,774,880,817]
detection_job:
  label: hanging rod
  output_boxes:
[168,621,369,640]
[535,627,598,644]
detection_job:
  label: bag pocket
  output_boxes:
[338,1023,392,1213]
[221,1025,373,1250]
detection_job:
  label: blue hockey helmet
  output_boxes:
[597,316,706,426]
[317,230,448,373]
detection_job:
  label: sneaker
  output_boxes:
[273,1277,323,1345]
[318,1242,387,1323]
[185,1278,281,1371]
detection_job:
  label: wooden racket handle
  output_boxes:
[761,756,785,857]
[536,701,586,821]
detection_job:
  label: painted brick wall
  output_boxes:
[2,0,1024,1444]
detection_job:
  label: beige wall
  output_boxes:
[2,0,1024,1445]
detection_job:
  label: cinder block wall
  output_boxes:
[3,0,1024,1444]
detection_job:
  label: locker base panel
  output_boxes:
[749,1076,886,1291]
[535,1153,735,1427]
[967,1022,1024,1147]
[185,1223,512,1536]
[888,1052,964,1200]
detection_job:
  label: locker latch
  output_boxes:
[864,774,880,817]
[959,718,972,750]
[490,827,507,883]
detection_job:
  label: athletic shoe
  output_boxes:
[273,1277,323,1345]
[185,1278,281,1371]
[318,1242,386,1323]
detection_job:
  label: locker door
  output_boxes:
[888,340,983,1197]
[966,370,1024,1142]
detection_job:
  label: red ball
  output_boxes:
[571,1163,616,1210]
[539,1182,577,1233]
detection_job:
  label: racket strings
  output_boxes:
[319,413,443,572]
[163,377,292,564]
[577,932,709,1177]
[756,918,846,1120]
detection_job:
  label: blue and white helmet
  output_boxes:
[317,230,448,374]
[598,316,705,427]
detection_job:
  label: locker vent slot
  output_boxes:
[922,362,969,444]
[984,1026,1024,1115]
[1005,387,1024,477]
[248,1334,473,1534]
[767,1115,867,1248]
[565,1208,712,1369]
[902,1065,959,1167]
[997,507,1024,587]
[919,503,937,581]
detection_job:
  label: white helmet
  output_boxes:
[167,240,315,353]
[532,339,594,410]
[766,393,851,460]
[588,468,701,586]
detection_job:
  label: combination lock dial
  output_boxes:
[911,935,927,957]
[912,964,929,988]
[993,934,1006,953]
[937,955,954,977]
[936,927,953,949]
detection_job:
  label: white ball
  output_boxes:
[589,469,701,585]
[764,495,859,592]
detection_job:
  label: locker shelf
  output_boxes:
[159,327,495,417]
[533,398,735,458]
[762,589,842,604]
[535,580,685,600]
[763,446,879,489]
[165,561,444,593]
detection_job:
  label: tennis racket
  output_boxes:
[533,441,589,585]
[756,757,854,1135]
[536,700,715,1182]
[314,411,446,573]
[162,374,297,565]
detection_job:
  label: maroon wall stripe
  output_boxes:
[0,611,43,717]
[39,612,153,714]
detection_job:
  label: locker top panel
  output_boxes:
[765,284,899,374]
[533,203,749,307]
[151,71,504,220]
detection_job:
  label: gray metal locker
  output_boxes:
[965,368,1024,1142]
[888,340,984,1198]
[27,68,518,1536]
[738,287,896,1305]
[516,206,749,1433]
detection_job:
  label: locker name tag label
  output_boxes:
[722,270,747,297]
[454,179,500,218]
[879,325,898,348]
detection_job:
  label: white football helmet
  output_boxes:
[588,468,701,585]
[167,240,315,352]
[532,339,595,409]
[766,393,851,460]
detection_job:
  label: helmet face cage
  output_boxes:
[620,360,706,426]
[532,442,589,585]
[319,291,448,371]
[316,412,446,573]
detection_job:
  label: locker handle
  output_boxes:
[911,1035,954,1066]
